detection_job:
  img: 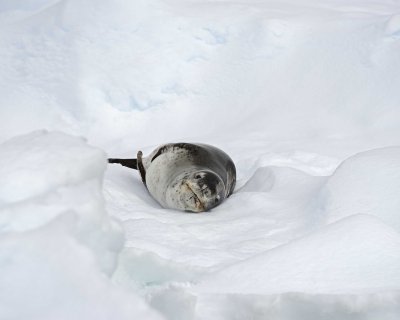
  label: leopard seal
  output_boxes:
[108,143,236,212]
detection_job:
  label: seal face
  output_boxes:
[164,170,226,212]
[109,143,236,212]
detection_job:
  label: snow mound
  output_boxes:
[0,130,120,274]
[196,214,400,295]
[0,215,162,320]
[0,131,163,320]
[194,291,400,320]
[385,14,400,38]
[0,130,106,205]
[322,146,400,231]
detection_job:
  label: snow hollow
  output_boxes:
[1,0,400,319]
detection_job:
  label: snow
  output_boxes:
[323,147,400,231]
[0,214,162,320]
[1,0,400,319]
[196,214,400,294]
[0,131,162,320]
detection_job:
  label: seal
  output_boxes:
[108,143,236,212]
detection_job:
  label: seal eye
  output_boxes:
[195,174,201,179]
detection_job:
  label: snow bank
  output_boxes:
[0,130,105,205]
[1,0,400,152]
[0,131,163,320]
[322,147,400,231]
[196,214,400,295]
[114,165,325,272]
[193,291,400,320]
[190,148,400,319]
[0,130,120,274]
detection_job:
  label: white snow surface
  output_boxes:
[1,0,400,319]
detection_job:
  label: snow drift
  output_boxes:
[323,147,400,231]
[0,131,162,320]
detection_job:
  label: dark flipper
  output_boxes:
[108,158,138,170]
[137,151,146,186]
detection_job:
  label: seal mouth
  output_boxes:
[184,182,205,212]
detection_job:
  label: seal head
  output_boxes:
[165,170,226,212]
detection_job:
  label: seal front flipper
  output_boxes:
[137,151,147,187]
[108,158,138,170]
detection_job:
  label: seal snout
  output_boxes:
[184,181,206,212]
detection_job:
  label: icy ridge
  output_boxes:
[0,131,163,320]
